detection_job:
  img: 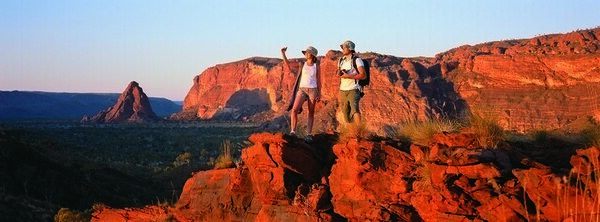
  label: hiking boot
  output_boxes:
[304,135,313,143]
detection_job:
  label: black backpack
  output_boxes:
[351,56,370,88]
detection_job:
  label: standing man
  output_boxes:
[337,40,366,126]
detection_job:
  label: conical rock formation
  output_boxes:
[85,81,159,123]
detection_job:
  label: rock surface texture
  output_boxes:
[93,132,600,221]
[86,81,159,123]
[180,28,600,133]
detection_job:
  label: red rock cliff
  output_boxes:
[437,28,600,131]
[181,53,461,135]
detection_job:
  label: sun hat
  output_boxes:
[340,40,356,52]
[301,46,318,57]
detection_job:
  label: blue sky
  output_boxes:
[1,0,598,101]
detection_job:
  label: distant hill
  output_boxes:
[0,91,181,120]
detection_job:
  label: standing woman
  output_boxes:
[281,46,321,142]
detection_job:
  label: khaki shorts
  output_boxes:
[339,89,361,122]
[297,87,318,100]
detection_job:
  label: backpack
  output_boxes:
[351,56,370,88]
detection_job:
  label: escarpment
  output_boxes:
[179,28,600,133]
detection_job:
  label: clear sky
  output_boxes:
[1,0,598,101]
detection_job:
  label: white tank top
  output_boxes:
[299,63,317,88]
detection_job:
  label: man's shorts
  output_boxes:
[339,89,361,123]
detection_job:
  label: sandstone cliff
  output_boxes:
[437,28,600,131]
[85,81,159,124]
[180,28,600,133]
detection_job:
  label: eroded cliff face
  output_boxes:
[439,28,600,131]
[180,28,600,132]
[180,53,463,135]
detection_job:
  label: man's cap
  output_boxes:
[302,46,318,57]
[340,40,356,51]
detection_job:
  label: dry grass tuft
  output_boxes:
[337,121,370,142]
[335,110,371,141]
[581,125,600,148]
[54,208,91,222]
[213,140,235,169]
[397,118,461,145]
[173,152,192,167]
[465,108,504,148]
[556,152,600,221]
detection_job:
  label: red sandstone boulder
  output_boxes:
[92,132,600,222]
[328,138,419,221]
[174,133,338,221]
[174,168,259,221]
[92,205,172,222]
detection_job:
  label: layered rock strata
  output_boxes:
[181,28,600,133]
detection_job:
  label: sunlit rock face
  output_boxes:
[438,28,600,131]
[93,132,600,221]
[87,81,159,124]
[181,28,600,133]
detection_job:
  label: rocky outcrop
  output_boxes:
[180,28,600,133]
[182,53,463,135]
[437,28,600,131]
[85,81,159,124]
[93,132,600,221]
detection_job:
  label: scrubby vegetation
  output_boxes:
[213,139,236,169]
[54,208,91,222]
[4,111,600,221]
[0,121,258,221]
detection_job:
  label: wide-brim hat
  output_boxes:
[340,40,356,53]
[301,46,318,57]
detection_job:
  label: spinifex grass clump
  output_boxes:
[54,208,91,222]
[396,118,461,145]
[581,125,600,148]
[464,108,504,148]
[336,111,371,141]
[338,122,370,141]
[555,147,600,221]
[214,139,236,169]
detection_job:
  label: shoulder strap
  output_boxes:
[351,55,360,85]
[297,61,304,77]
